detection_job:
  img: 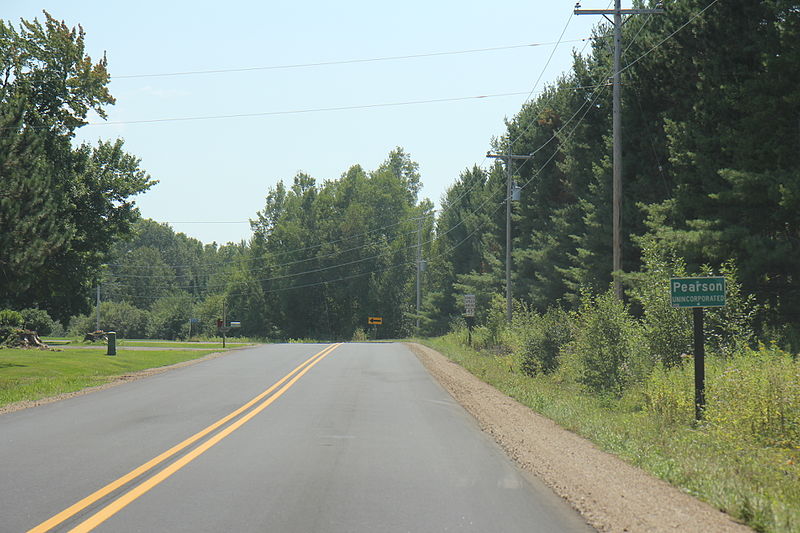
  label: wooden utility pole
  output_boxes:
[575,1,663,298]
[416,216,422,333]
[486,148,528,322]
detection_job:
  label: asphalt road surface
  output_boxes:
[0,343,592,532]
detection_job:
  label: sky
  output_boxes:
[5,1,622,245]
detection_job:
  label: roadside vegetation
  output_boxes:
[1,6,798,528]
[422,245,800,533]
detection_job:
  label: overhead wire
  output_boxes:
[105,6,606,286]
[106,8,584,271]
[112,39,589,79]
[106,77,609,297]
[104,0,716,297]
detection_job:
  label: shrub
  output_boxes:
[351,328,368,342]
[643,359,695,425]
[100,302,150,338]
[67,301,151,339]
[702,261,758,356]
[19,308,56,336]
[0,309,24,342]
[483,293,508,349]
[520,307,573,376]
[628,237,692,367]
[569,289,649,395]
[705,344,800,448]
[147,295,192,340]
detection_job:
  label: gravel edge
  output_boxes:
[406,342,752,533]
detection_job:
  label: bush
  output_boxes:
[520,307,572,376]
[483,293,508,349]
[100,302,150,338]
[0,309,24,342]
[67,301,151,339]
[628,237,692,367]
[19,308,56,336]
[702,261,758,356]
[351,328,368,341]
[568,289,650,395]
[643,358,695,425]
[705,344,800,448]
[147,295,192,340]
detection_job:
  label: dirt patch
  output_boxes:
[0,349,239,416]
[407,342,751,533]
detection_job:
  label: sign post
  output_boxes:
[670,277,726,420]
[368,317,382,340]
[463,294,476,346]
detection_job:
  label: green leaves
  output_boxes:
[0,14,152,321]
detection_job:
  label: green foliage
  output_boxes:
[0,309,24,341]
[627,234,692,367]
[249,148,430,339]
[520,307,573,376]
[701,261,759,356]
[704,344,800,449]
[642,358,695,426]
[147,295,192,340]
[568,290,649,395]
[351,328,368,342]
[19,308,56,336]
[67,301,149,339]
[482,294,508,349]
[0,13,154,321]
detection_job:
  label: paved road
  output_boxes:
[0,343,592,532]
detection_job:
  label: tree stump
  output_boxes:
[83,330,108,342]
[6,329,49,349]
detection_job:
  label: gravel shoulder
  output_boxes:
[407,342,752,533]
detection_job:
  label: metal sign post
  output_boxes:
[670,277,726,420]
[368,317,382,340]
[464,294,476,346]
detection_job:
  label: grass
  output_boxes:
[420,335,800,533]
[41,338,256,349]
[0,346,225,409]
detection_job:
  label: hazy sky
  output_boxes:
[5,1,620,245]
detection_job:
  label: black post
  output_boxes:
[693,307,705,420]
[465,316,475,347]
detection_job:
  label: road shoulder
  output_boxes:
[407,342,751,533]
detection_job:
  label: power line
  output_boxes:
[619,0,721,76]
[111,40,588,79]
[83,92,531,126]
[106,83,606,295]
[106,1,717,294]
[132,1,712,273]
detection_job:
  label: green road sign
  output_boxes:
[670,277,726,308]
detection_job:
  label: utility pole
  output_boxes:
[575,1,663,299]
[486,148,528,322]
[416,216,422,333]
[95,284,101,332]
[222,298,227,349]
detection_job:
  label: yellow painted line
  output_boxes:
[28,343,341,533]
[70,342,341,532]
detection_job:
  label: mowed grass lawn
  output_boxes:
[0,346,227,408]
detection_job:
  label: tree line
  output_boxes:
[3,1,799,346]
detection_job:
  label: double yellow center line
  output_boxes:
[29,343,342,533]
